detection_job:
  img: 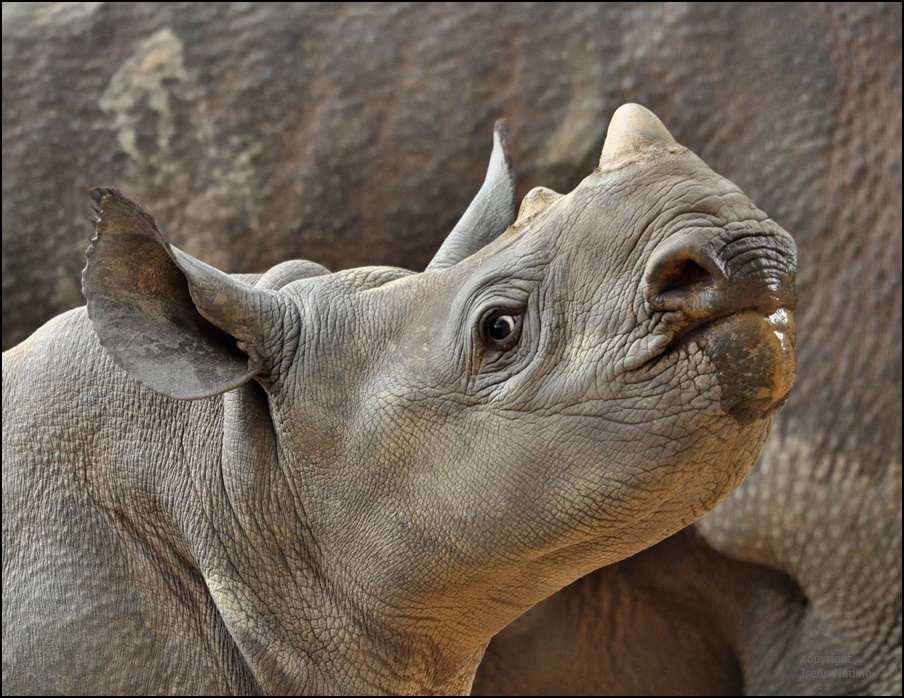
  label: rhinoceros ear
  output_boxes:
[426,121,516,271]
[83,189,284,400]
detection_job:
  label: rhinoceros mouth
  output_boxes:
[664,306,792,352]
[661,307,797,420]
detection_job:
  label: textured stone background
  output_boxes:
[3,4,901,691]
[3,2,900,477]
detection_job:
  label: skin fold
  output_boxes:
[2,106,797,695]
[3,5,898,695]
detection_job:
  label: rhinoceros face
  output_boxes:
[272,106,797,616]
[83,104,796,645]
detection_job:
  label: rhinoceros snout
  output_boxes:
[640,225,797,325]
[638,224,797,420]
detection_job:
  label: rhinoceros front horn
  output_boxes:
[600,103,679,164]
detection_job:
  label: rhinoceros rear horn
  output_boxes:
[83,189,284,400]
[600,104,679,165]
[426,121,516,271]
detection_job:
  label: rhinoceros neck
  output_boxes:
[167,382,482,695]
[244,611,489,695]
[193,522,489,695]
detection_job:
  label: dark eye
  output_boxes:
[481,310,523,350]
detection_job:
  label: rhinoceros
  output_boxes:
[2,105,797,695]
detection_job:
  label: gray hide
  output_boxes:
[4,5,898,693]
[3,105,797,695]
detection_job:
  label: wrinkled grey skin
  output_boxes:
[473,7,903,696]
[0,3,895,361]
[3,4,899,695]
[2,106,797,695]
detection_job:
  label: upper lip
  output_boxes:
[673,304,794,349]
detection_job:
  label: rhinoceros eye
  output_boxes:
[481,310,523,351]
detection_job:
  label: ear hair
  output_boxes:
[83,189,284,399]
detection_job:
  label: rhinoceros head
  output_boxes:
[83,104,796,691]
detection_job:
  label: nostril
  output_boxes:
[657,258,715,295]
[643,229,797,324]
[642,233,731,315]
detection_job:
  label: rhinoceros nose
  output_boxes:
[641,225,798,321]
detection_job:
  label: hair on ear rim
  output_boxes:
[83,188,266,400]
